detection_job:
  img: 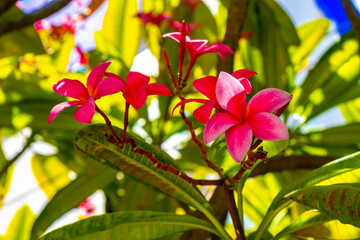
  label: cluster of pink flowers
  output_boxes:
[49,62,172,124]
[50,19,291,164]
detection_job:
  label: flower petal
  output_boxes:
[124,89,147,109]
[87,62,111,95]
[146,83,172,96]
[231,69,257,79]
[203,112,240,144]
[48,101,83,123]
[193,76,217,100]
[226,91,246,119]
[216,71,246,113]
[126,71,150,90]
[200,43,233,60]
[53,79,88,100]
[162,32,181,42]
[172,98,210,115]
[238,78,252,94]
[246,88,292,115]
[189,39,208,51]
[225,122,253,163]
[74,96,95,124]
[193,100,216,124]
[94,77,125,100]
[247,112,289,141]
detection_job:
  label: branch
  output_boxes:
[0,0,16,16]
[341,0,360,51]
[217,0,251,73]
[0,0,72,36]
[249,155,336,177]
[0,134,35,178]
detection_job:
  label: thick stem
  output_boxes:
[95,105,122,142]
[0,0,72,35]
[223,186,246,240]
[121,102,130,142]
[341,0,360,53]
[217,0,251,74]
[0,132,35,178]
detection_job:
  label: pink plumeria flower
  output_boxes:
[106,72,173,109]
[136,11,172,26]
[49,62,125,124]
[204,72,292,163]
[181,0,202,9]
[172,69,256,124]
[163,32,233,62]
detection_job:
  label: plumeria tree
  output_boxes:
[0,0,360,240]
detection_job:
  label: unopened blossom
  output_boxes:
[204,72,292,163]
[170,21,199,33]
[106,72,173,109]
[136,11,172,26]
[163,32,233,62]
[76,46,89,65]
[49,62,125,124]
[172,69,256,124]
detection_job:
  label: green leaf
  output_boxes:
[291,31,360,121]
[38,211,222,240]
[4,205,36,240]
[31,162,117,240]
[31,154,72,199]
[292,123,360,156]
[291,18,330,71]
[273,210,333,239]
[339,97,360,123]
[238,0,298,91]
[74,124,231,240]
[0,7,44,57]
[100,0,141,68]
[254,152,360,240]
[274,210,360,240]
[286,183,360,228]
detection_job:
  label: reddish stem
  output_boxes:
[121,102,130,142]
[176,92,224,178]
[95,105,122,142]
[163,48,177,88]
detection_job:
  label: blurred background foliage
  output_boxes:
[0,0,360,239]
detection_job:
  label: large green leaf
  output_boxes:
[4,205,36,240]
[286,183,360,227]
[291,31,360,121]
[254,151,360,240]
[73,124,231,240]
[272,210,360,240]
[238,0,298,91]
[31,162,117,240]
[0,7,44,57]
[292,123,360,156]
[291,18,330,72]
[31,154,72,199]
[38,211,222,240]
[100,0,141,68]
[339,97,360,123]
